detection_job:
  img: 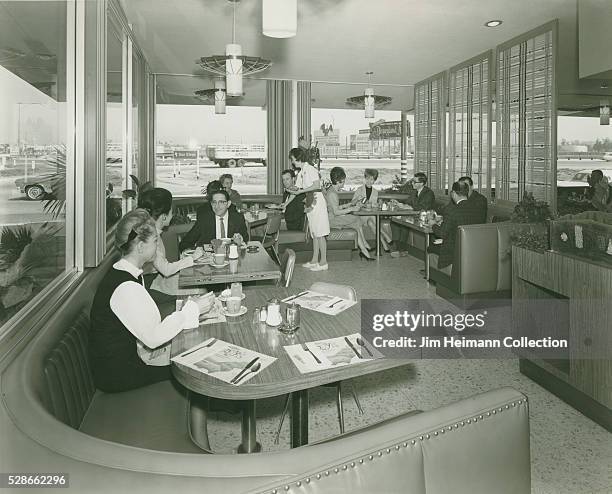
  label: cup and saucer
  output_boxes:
[211,261,229,269]
[218,289,245,302]
[222,296,247,317]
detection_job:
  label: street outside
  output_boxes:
[1,157,610,226]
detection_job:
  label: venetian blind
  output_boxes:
[495,21,557,207]
[448,51,492,197]
[414,72,447,192]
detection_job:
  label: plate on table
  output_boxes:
[265,204,281,209]
[222,305,248,317]
[218,292,246,302]
[182,249,196,256]
[211,261,229,269]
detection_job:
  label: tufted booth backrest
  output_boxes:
[451,222,533,294]
[43,311,96,429]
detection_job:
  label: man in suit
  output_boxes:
[458,176,488,223]
[281,169,305,231]
[390,172,436,257]
[179,189,248,251]
[430,181,482,269]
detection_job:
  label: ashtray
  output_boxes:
[247,246,259,253]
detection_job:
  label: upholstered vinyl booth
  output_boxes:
[0,254,531,493]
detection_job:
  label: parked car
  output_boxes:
[557,168,612,188]
[14,174,57,200]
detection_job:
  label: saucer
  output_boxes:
[211,261,229,268]
[222,305,247,317]
[218,293,246,302]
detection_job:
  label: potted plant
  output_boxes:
[509,192,555,252]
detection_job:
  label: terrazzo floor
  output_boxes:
[205,254,612,494]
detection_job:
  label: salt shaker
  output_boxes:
[259,306,268,323]
[252,307,261,326]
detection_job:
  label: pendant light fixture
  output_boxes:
[262,0,297,38]
[198,0,272,97]
[346,72,392,119]
[194,79,227,115]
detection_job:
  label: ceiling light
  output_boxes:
[346,72,392,119]
[198,0,272,97]
[194,79,228,115]
[485,20,503,27]
[263,0,297,38]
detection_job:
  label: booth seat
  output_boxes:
[427,222,531,307]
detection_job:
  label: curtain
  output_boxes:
[414,72,447,192]
[297,81,311,143]
[266,80,292,194]
[448,51,492,197]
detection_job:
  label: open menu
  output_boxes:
[171,338,276,385]
[284,333,380,374]
[281,290,357,315]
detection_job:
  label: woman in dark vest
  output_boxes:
[89,209,214,393]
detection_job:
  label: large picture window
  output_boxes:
[154,76,267,196]
[0,1,73,328]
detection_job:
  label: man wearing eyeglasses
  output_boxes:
[179,189,248,251]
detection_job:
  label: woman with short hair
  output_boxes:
[327,167,374,261]
[89,209,213,393]
[138,187,204,297]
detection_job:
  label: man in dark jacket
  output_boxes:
[179,189,248,251]
[281,169,305,231]
[458,176,488,223]
[390,172,436,257]
[430,181,482,269]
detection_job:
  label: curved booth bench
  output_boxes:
[1,255,531,493]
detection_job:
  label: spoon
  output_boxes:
[234,362,261,384]
[356,338,374,357]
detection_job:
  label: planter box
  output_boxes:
[550,211,612,266]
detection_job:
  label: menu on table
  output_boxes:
[171,339,276,385]
[281,290,357,315]
[284,333,380,374]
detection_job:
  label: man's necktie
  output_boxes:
[220,217,226,238]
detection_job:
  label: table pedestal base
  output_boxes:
[290,389,309,448]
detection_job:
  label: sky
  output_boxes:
[2,63,611,147]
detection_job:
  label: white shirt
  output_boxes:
[215,211,229,239]
[109,259,200,365]
[146,225,194,295]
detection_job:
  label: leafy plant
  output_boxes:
[122,174,153,200]
[41,146,67,219]
[510,192,554,223]
[509,193,555,252]
[0,226,33,265]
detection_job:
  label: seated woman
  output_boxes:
[138,188,204,300]
[350,168,392,251]
[326,167,374,261]
[89,209,214,393]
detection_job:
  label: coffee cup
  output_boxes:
[213,253,225,265]
[226,296,241,314]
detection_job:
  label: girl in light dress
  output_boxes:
[288,148,330,271]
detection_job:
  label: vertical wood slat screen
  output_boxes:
[495,21,557,208]
[297,81,311,143]
[414,72,447,192]
[266,80,292,194]
[448,51,492,197]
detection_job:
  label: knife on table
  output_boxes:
[284,291,308,303]
[230,357,260,384]
[344,336,363,359]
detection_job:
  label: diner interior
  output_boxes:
[0,0,611,493]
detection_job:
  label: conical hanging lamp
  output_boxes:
[346,72,392,119]
[198,0,272,97]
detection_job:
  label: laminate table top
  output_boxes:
[178,241,281,287]
[171,287,417,400]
